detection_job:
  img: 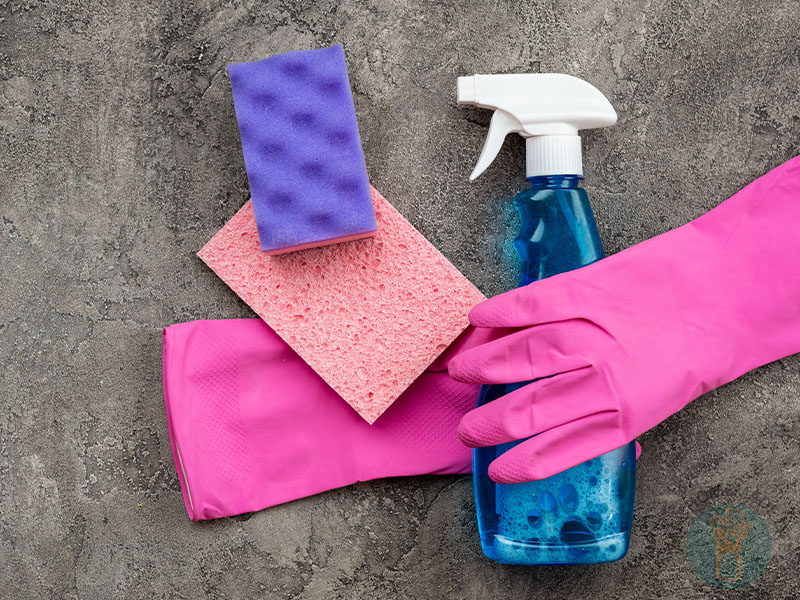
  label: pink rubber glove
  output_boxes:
[162,319,480,520]
[449,156,800,484]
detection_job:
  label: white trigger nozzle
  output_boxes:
[469,110,521,181]
[457,74,617,179]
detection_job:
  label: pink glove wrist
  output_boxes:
[163,319,479,520]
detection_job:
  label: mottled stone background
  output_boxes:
[1,1,798,598]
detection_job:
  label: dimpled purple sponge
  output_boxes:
[227,45,377,255]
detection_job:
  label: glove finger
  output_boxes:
[448,320,594,385]
[469,274,583,328]
[427,324,518,373]
[487,412,631,483]
[457,367,612,447]
[635,440,642,459]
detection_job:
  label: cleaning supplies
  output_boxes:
[228,45,377,254]
[162,318,480,520]
[456,73,637,565]
[451,155,800,478]
[198,187,486,423]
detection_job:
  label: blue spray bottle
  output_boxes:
[457,74,636,565]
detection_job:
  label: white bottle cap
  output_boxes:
[526,135,582,177]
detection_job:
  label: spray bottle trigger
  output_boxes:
[469,109,522,181]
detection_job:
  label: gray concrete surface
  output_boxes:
[1,1,799,598]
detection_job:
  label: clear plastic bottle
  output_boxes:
[473,174,637,565]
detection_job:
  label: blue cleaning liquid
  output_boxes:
[474,174,636,565]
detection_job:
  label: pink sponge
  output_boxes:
[198,187,485,423]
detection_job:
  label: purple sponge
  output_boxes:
[228,45,377,255]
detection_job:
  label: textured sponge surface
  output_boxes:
[199,187,485,423]
[228,45,377,254]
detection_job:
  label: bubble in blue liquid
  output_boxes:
[558,483,578,511]
[527,509,542,527]
[598,503,608,513]
[586,511,602,529]
[560,519,595,546]
[539,492,556,512]
[609,545,616,553]
[589,476,598,486]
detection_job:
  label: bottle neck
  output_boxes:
[513,174,603,287]
[526,174,583,189]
